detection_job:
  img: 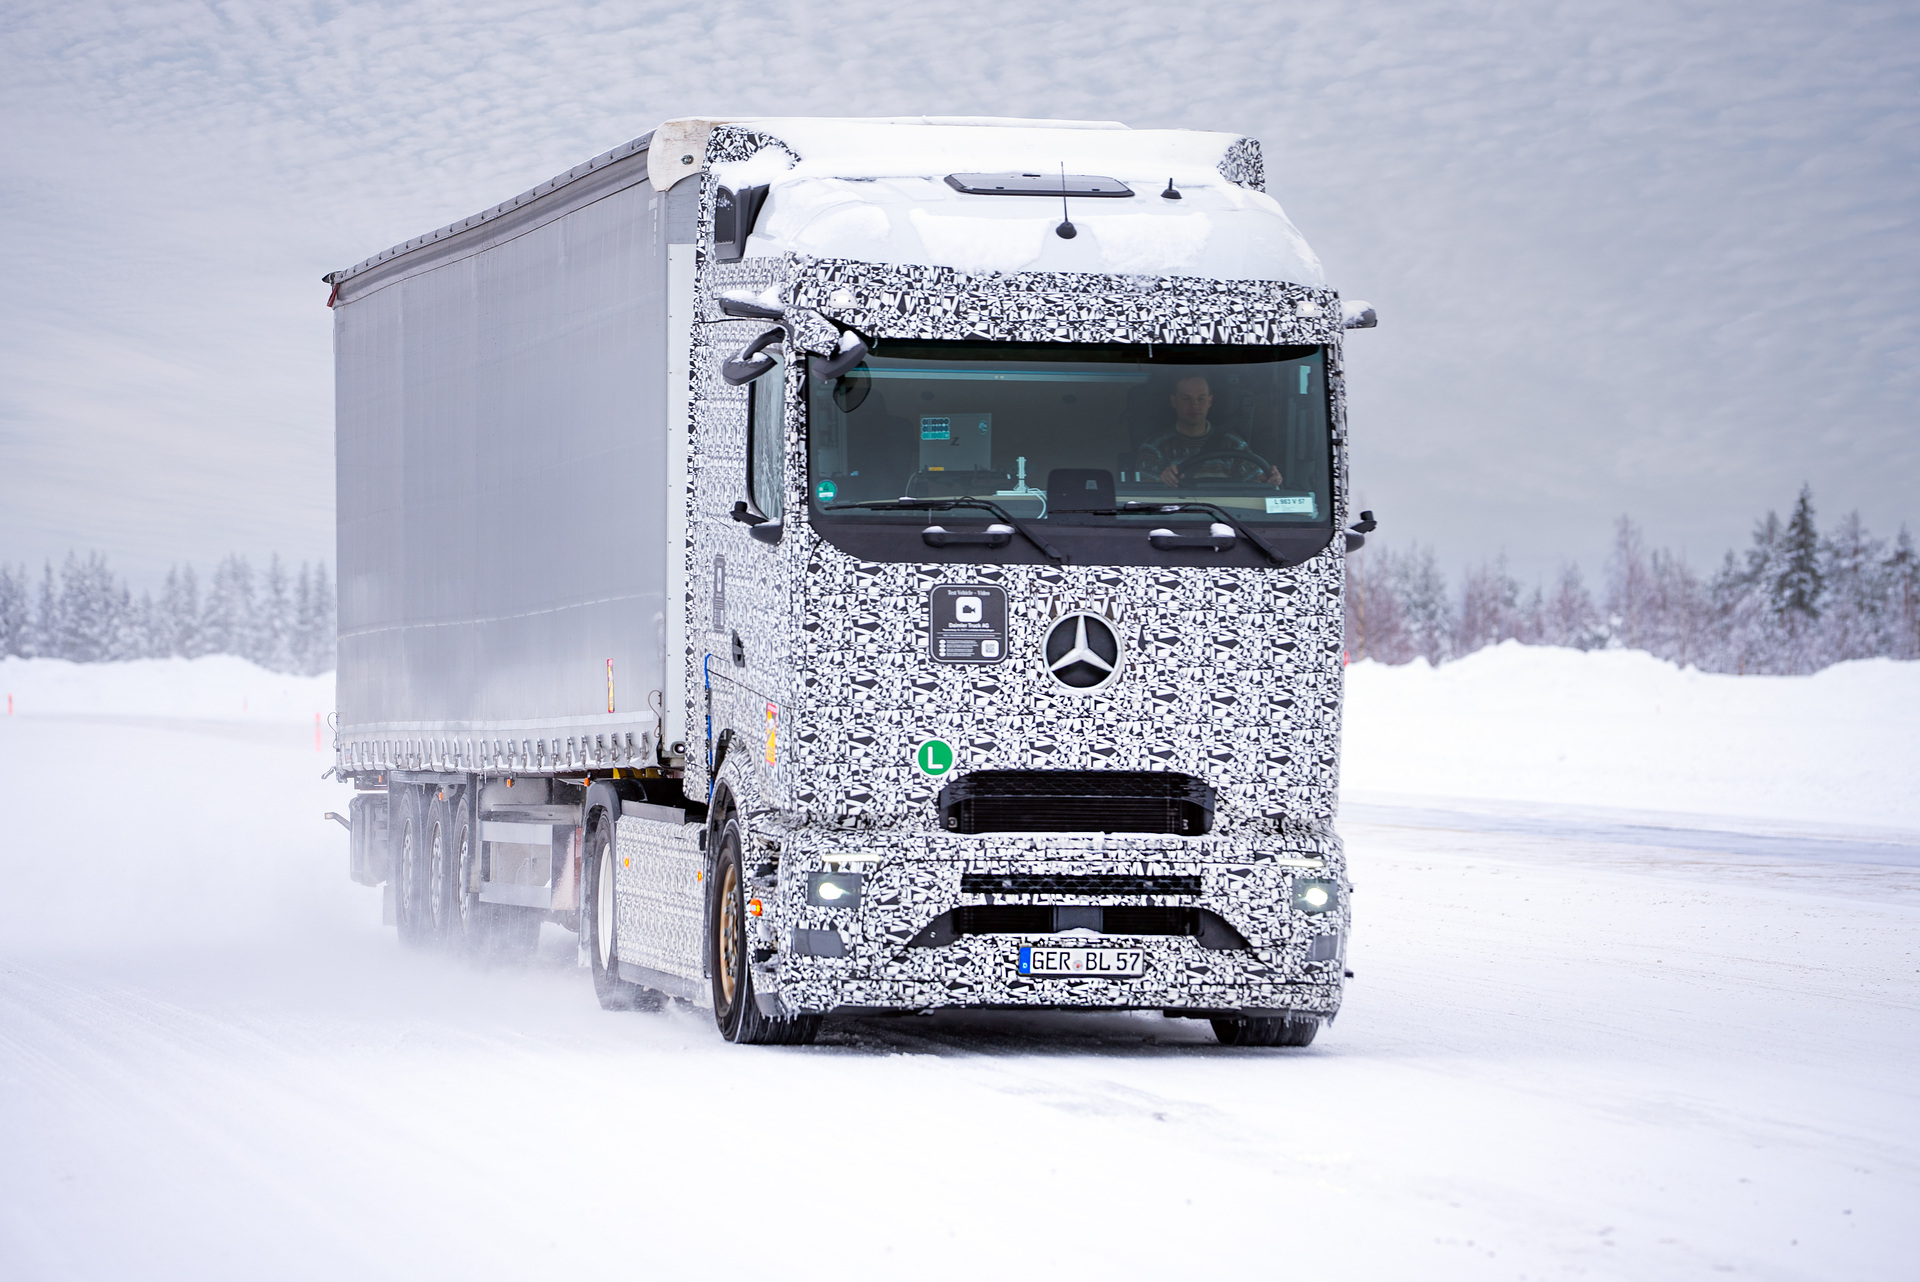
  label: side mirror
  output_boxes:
[721,327,784,386]
[712,185,770,263]
[1341,300,1377,330]
[731,501,784,544]
[1344,509,1377,552]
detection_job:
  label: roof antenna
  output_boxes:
[1161,177,1182,200]
[1055,163,1077,239]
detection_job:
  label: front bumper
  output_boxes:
[760,830,1348,1016]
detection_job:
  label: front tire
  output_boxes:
[1211,1014,1319,1047]
[586,819,660,1011]
[708,820,819,1046]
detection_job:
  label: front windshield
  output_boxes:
[806,341,1332,526]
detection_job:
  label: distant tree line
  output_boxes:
[0,552,335,676]
[1347,486,1919,674]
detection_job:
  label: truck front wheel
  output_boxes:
[708,820,819,1046]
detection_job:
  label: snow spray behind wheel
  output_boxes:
[322,117,1380,1045]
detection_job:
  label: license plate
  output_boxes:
[1018,946,1147,978]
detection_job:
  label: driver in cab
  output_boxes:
[1136,375,1284,486]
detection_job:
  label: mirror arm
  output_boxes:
[816,333,870,381]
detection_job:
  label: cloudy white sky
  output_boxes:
[1,0,1914,587]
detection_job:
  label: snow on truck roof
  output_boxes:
[327,116,1322,289]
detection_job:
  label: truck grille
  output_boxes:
[958,873,1202,897]
[953,905,1201,936]
[909,905,1248,950]
[936,770,1215,836]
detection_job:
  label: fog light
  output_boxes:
[1293,878,1339,915]
[807,871,863,909]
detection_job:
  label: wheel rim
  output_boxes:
[399,819,418,923]
[455,827,475,930]
[717,859,740,1010]
[428,822,447,932]
[597,840,615,971]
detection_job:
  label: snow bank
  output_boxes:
[1344,642,1920,831]
[0,655,333,722]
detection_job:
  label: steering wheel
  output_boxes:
[1172,449,1277,485]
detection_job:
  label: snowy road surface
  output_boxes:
[3,660,1918,1278]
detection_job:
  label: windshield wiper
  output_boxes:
[822,498,1065,561]
[1108,501,1282,564]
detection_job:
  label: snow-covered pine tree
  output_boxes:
[1395,544,1455,665]
[1541,563,1603,649]
[290,561,338,674]
[200,555,257,661]
[55,551,125,663]
[1645,548,1708,669]
[1455,555,1524,655]
[108,584,150,661]
[258,554,294,672]
[0,563,29,657]
[1887,527,1919,662]
[162,564,201,657]
[311,561,336,672]
[1711,511,1782,673]
[1770,485,1824,673]
[1818,511,1888,663]
[1344,544,1415,663]
[31,561,58,659]
[1604,517,1653,651]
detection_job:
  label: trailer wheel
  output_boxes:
[425,792,466,948]
[393,787,430,946]
[708,820,820,1046]
[1210,1014,1319,1048]
[448,803,480,946]
[586,818,661,1011]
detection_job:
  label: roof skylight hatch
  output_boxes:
[944,173,1135,197]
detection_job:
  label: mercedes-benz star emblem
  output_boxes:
[1044,613,1123,691]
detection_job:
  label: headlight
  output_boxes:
[807,871,863,909]
[1293,878,1339,915]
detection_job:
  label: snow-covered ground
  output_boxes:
[1345,642,1920,831]
[2,650,1916,1279]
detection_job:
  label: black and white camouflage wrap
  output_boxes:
[616,124,1352,1019]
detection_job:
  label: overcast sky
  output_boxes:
[2,0,1914,589]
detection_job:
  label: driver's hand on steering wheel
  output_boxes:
[1266,466,1285,486]
[1159,462,1183,486]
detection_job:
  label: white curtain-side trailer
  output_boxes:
[325,117,1378,1045]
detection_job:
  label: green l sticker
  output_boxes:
[815,479,838,503]
[914,738,956,777]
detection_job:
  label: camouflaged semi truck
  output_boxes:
[325,116,1376,1045]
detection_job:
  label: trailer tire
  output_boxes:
[393,786,430,946]
[1210,1014,1319,1048]
[586,818,662,1011]
[708,819,819,1046]
[425,792,468,949]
